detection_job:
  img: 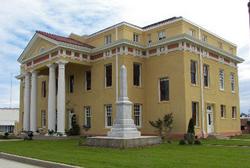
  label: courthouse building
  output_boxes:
[17,17,244,137]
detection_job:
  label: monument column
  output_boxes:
[23,72,31,131]
[47,64,57,132]
[56,60,68,134]
[30,70,38,132]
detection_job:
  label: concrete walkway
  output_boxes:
[0,158,42,168]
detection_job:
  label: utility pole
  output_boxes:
[248,1,250,28]
[9,73,13,108]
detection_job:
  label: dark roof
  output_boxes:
[36,31,94,49]
[142,16,182,29]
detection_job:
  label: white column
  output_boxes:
[23,72,31,131]
[30,71,38,132]
[56,60,68,134]
[47,64,57,132]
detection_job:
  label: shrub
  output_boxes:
[194,140,201,145]
[3,132,9,139]
[24,131,33,140]
[149,113,173,141]
[179,139,186,145]
[48,129,55,136]
[67,114,80,136]
[187,118,195,134]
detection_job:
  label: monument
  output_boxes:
[86,65,161,148]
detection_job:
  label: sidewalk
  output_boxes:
[0,158,42,168]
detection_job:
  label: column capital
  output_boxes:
[56,60,68,65]
[47,63,57,68]
[30,70,38,75]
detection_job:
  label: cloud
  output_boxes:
[0,0,249,112]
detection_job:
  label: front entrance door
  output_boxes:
[207,105,214,134]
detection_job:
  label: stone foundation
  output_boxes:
[85,136,162,148]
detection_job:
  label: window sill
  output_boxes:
[105,86,113,89]
[219,89,225,92]
[84,90,92,93]
[133,85,142,89]
[158,100,170,104]
[105,126,112,129]
[220,117,226,120]
[204,86,210,89]
[191,84,199,87]
[232,118,237,120]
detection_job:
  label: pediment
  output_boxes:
[18,33,58,63]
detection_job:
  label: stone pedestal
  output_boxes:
[86,65,161,148]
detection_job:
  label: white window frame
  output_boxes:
[201,34,207,42]
[133,63,141,87]
[188,29,196,37]
[158,31,166,40]
[41,110,46,128]
[104,34,112,45]
[219,69,224,91]
[220,105,226,118]
[133,33,139,42]
[134,104,142,127]
[147,34,152,44]
[232,106,237,119]
[105,104,112,128]
[192,102,199,127]
[230,72,235,93]
[158,77,169,102]
[105,64,112,88]
[85,70,91,91]
[191,60,198,85]
[84,106,91,127]
[203,64,209,88]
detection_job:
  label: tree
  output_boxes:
[149,113,174,140]
[187,118,195,134]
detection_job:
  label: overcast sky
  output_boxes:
[0,0,249,113]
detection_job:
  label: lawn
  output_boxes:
[0,139,250,168]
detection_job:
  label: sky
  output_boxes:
[0,0,249,113]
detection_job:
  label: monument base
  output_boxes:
[85,136,162,148]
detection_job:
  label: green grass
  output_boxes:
[232,134,250,139]
[0,139,250,168]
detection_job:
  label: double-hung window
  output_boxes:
[232,106,237,119]
[105,34,112,45]
[159,77,169,101]
[133,33,139,42]
[220,105,226,118]
[192,102,199,126]
[133,63,141,86]
[105,64,112,87]
[158,31,166,40]
[219,69,224,90]
[134,104,142,127]
[191,60,197,85]
[105,105,112,127]
[41,110,46,128]
[230,73,235,92]
[85,71,91,91]
[84,106,91,128]
[203,64,209,87]
[41,81,46,98]
[69,75,74,93]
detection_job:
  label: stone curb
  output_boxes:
[0,152,82,168]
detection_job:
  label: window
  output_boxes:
[85,71,91,91]
[219,69,224,90]
[218,42,223,49]
[133,33,139,42]
[220,105,226,118]
[69,75,74,93]
[229,47,234,54]
[188,29,196,37]
[105,105,112,127]
[147,34,152,44]
[159,77,169,101]
[201,34,207,42]
[41,81,46,98]
[159,46,165,52]
[230,73,235,92]
[105,64,112,87]
[39,47,45,53]
[133,63,141,86]
[134,104,142,127]
[203,64,209,87]
[192,102,199,126]
[84,106,91,127]
[41,110,46,128]
[232,106,237,119]
[158,31,166,40]
[190,60,197,85]
[105,34,112,45]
